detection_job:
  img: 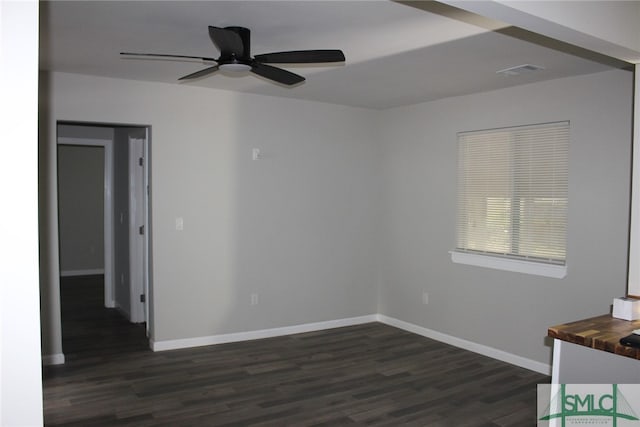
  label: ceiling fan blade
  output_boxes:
[178,65,220,81]
[251,63,305,86]
[121,52,216,62]
[208,26,244,56]
[254,50,345,64]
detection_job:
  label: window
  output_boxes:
[452,121,569,278]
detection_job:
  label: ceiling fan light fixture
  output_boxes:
[219,62,252,73]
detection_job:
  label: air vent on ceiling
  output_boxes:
[496,64,545,76]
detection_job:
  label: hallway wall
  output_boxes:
[57,144,105,275]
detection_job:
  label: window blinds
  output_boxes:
[456,121,569,265]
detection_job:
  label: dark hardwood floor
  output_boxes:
[57,275,149,360]
[44,276,548,426]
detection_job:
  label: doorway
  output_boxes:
[56,123,151,345]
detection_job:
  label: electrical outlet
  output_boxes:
[251,293,259,305]
[422,292,429,305]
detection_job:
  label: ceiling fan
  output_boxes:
[121,26,345,86]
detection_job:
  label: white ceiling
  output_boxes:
[39,0,622,110]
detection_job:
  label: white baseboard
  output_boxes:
[42,353,65,366]
[60,269,104,277]
[376,314,551,375]
[150,313,549,375]
[151,314,378,352]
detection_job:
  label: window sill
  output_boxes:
[450,251,567,279]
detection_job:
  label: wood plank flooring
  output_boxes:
[44,276,549,426]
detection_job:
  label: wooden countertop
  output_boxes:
[548,314,640,360]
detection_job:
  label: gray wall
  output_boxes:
[43,71,380,350]
[41,68,633,367]
[378,69,633,365]
[57,144,105,273]
[58,124,114,140]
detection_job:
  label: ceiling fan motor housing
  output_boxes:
[222,26,252,65]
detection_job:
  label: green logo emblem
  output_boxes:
[539,384,639,426]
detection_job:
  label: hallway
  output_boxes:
[56,275,148,360]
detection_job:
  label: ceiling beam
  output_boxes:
[437,0,640,64]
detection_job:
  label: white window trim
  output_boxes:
[450,250,567,279]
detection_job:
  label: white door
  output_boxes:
[129,137,146,323]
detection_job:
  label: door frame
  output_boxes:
[143,128,151,331]
[128,137,146,323]
[57,137,115,308]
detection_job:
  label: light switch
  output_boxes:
[175,217,184,231]
[252,148,261,160]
